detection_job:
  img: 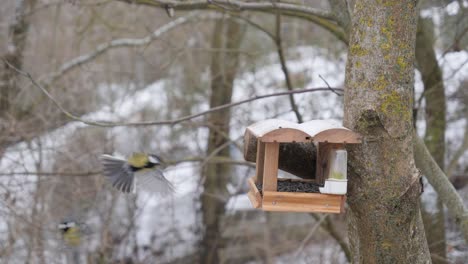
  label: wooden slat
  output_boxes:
[262,191,343,213]
[254,141,265,182]
[247,191,261,208]
[315,142,330,186]
[260,128,312,143]
[314,128,361,143]
[248,177,262,201]
[263,142,279,192]
[340,196,347,213]
[248,177,258,193]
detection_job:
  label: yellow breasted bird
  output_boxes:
[58,221,82,247]
[100,153,174,195]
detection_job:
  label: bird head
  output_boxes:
[148,154,163,165]
[58,221,77,233]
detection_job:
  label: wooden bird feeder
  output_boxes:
[244,119,361,213]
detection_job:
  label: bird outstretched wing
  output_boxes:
[100,154,134,193]
[136,168,175,196]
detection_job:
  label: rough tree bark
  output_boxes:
[343,1,431,262]
[200,18,245,264]
[415,16,448,264]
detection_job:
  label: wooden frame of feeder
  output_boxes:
[245,120,361,213]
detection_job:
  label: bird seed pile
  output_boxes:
[256,179,321,194]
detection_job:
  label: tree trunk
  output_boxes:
[200,18,245,264]
[415,16,448,264]
[343,1,431,262]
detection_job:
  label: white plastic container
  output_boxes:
[319,178,348,195]
[319,149,348,195]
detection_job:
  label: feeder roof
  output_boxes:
[246,119,361,144]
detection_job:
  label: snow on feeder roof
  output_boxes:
[245,119,361,143]
[244,119,361,213]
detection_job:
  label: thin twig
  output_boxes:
[196,137,245,191]
[294,214,328,257]
[199,137,242,170]
[276,10,303,123]
[3,58,342,127]
[319,74,342,96]
[310,213,351,261]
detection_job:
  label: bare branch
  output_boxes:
[35,12,277,89]
[39,13,201,85]
[414,134,468,243]
[115,0,349,44]
[4,58,342,127]
[0,171,100,177]
[36,10,337,88]
[0,157,255,177]
[294,214,327,256]
[227,13,275,40]
[327,0,351,36]
[116,0,335,21]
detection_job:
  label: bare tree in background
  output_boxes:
[0,0,37,153]
[200,17,246,263]
[416,16,448,264]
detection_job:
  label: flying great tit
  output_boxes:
[100,153,174,195]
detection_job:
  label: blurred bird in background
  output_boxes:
[58,220,90,264]
[58,221,85,247]
[100,153,175,195]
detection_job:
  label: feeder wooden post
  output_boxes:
[316,142,331,184]
[254,141,265,183]
[263,142,279,191]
